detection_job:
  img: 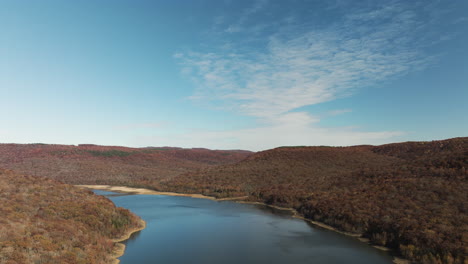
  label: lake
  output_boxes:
[95,190,394,264]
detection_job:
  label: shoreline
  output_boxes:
[237,201,362,237]
[110,216,146,264]
[78,184,218,199]
[78,184,251,201]
[77,184,410,264]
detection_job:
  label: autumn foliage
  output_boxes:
[0,144,251,189]
[0,169,143,264]
[0,139,466,264]
[164,138,468,264]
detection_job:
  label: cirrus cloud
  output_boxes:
[170,1,449,150]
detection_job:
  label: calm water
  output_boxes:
[95,190,393,264]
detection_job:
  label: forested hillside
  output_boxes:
[164,138,468,264]
[0,139,466,263]
[0,144,251,188]
[0,168,143,264]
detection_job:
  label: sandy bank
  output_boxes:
[77,185,218,200]
[110,218,146,264]
[78,185,251,201]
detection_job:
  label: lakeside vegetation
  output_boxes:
[0,138,466,264]
[163,138,467,264]
[0,168,143,264]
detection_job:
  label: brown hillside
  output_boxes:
[0,144,252,188]
[164,138,468,264]
[0,168,143,264]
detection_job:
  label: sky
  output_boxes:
[0,0,467,151]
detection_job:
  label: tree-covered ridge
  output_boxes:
[0,169,143,264]
[164,137,468,264]
[0,144,252,188]
[0,138,465,263]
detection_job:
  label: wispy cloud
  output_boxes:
[178,3,431,120]
[224,0,268,33]
[171,1,450,150]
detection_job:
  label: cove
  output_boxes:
[95,190,394,264]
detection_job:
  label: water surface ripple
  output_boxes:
[95,190,393,264]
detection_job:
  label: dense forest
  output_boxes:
[0,168,143,264]
[0,144,251,188]
[163,138,468,264]
[0,138,466,264]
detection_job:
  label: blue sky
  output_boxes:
[1,0,467,151]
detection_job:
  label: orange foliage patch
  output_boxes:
[0,169,143,264]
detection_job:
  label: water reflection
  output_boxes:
[251,203,295,217]
[96,191,394,264]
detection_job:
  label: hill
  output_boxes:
[0,144,252,189]
[0,168,144,264]
[163,138,468,264]
[0,139,465,263]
